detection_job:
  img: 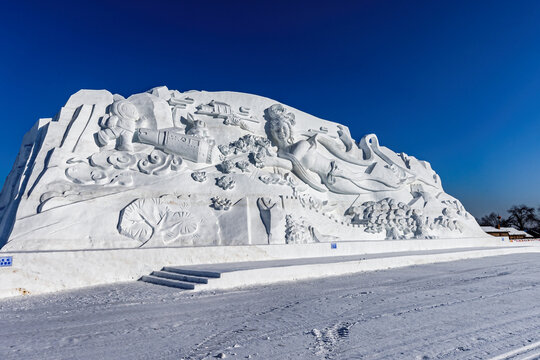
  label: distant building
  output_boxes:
[481,226,533,240]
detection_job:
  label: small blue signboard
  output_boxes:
[0,256,12,267]
[331,243,337,249]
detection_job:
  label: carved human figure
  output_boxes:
[263,104,407,194]
[257,197,284,244]
[97,100,139,151]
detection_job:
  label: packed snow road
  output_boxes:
[1,253,540,360]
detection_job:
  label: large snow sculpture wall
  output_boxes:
[0,87,485,251]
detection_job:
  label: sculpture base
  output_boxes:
[0,236,528,299]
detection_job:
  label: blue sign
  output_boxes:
[0,256,12,267]
[331,243,337,249]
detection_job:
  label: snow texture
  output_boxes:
[1,254,540,360]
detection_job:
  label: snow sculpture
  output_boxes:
[0,86,486,251]
[97,100,139,151]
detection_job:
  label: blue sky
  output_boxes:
[1,1,539,218]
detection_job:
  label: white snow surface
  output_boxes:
[2,253,540,360]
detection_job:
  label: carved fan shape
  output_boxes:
[169,211,198,235]
[118,198,157,243]
[119,196,200,245]
[159,210,198,245]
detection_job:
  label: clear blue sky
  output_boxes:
[1,1,539,218]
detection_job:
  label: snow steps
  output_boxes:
[140,267,221,290]
[162,267,221,278]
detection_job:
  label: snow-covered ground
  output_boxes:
[1,253,540,360]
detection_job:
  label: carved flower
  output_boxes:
[218,144,232,156]
[220,160,235,173]
[255,137,271,148]
[118,196,199,245]
[191,171,207,182]
[259,172,285,185]
[216,175,235,190]
[233,138,248,153]
[164,211,198,235]
[234,160,248,172]
[211,196,232,211]
[250,150,267,168]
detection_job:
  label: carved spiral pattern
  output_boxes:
[138,150,183,175]
[108,152,136,170]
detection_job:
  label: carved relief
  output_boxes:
[259,171,305,195]
[259,172,286,185]
[441,199,469,219]
[168,93,194,107]
[285,214,313,244]
[346,198,463,240]
[0,88,486,251]
[195,100,259,130]
[191,171,207,182]
[65,149,184,185]
[183,113,215,144]
[236,160,250,172]
[137,150,183,175]
[216,175,235,190]
[96,100,139,151]
[264,104,416,194]
[118,195,220,247]
[218,135,272,169]
[135,128,214,164]
[257,197,284,244]
[297,193,328,212]
[212,196,232,211]
[219,159,235,174]
[38,183,82,213]
[118,195,198,246]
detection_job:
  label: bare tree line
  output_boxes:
[477,205,540,235]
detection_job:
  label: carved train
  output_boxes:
[0,86,486,251]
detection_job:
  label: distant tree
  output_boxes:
[500,217,512,227]
[478,212,501,227]
[506,205,537,230]
[535,206,540,233]
[529,208,540,237]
